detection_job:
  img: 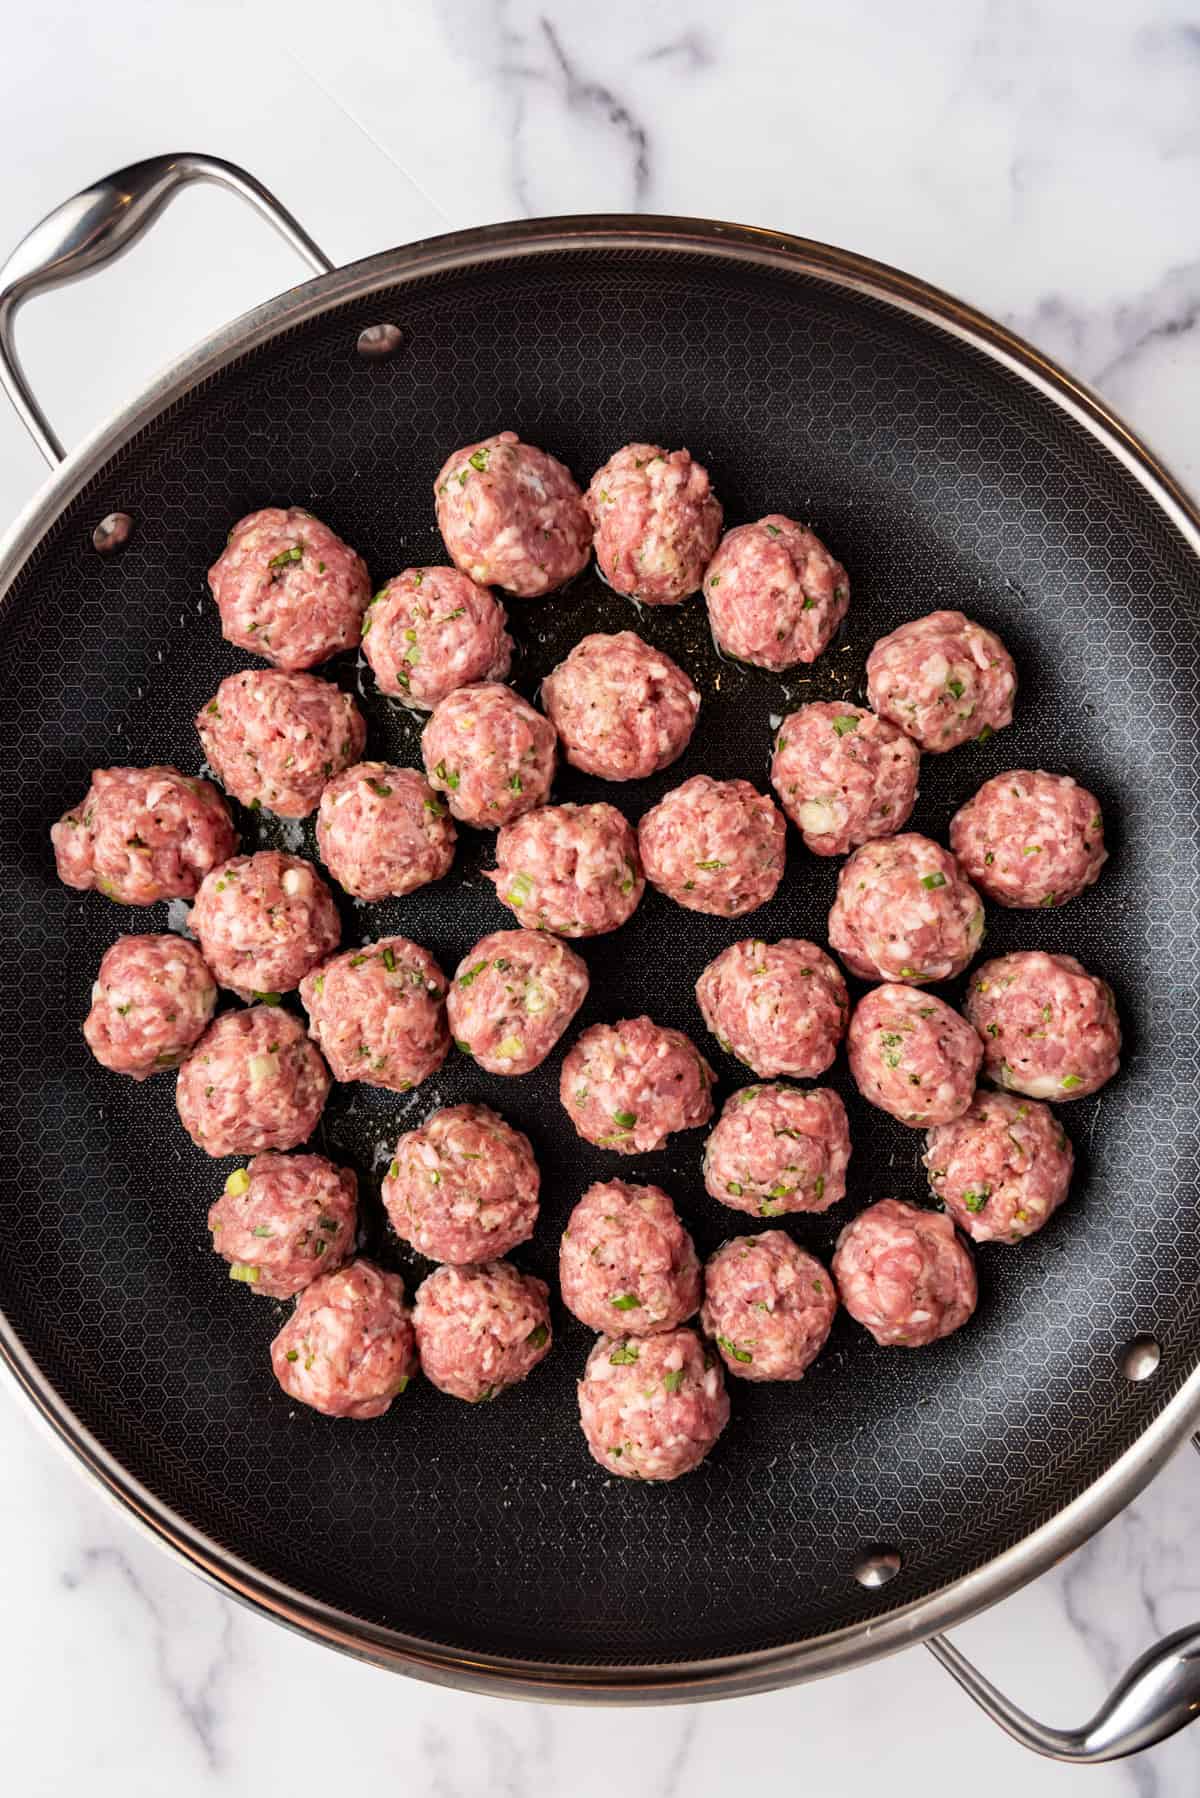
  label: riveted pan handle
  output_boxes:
[925,1434,1200,1762]
[0,153,333,467]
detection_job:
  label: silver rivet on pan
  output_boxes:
[1121,1334,1161,1381]
[357,323,404,358]
[92,512,132,554]
[853,1549,901,1588]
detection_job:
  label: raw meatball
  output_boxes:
[83,934,216,1078]
[560,1016,714,1154]
[413,1262,551,1402]
[701,1232,837,1382]
[770,702,919,857]
[447,930,588,1074]
[847,985,982,1126]
[577,1328,728,1482]
[299,937,447,1093]
[541,631,700,781]
[866,610,1016,752]
[704,516,848,670]
[828,834,985,984]
[207,507,370,671]
[207,1152,357,1298]
[487,802,643,936]
[434,431,592,597]
[965,950,1121,1101]
[950,770,1107,910]
[695,937,848,1079]
[383,1103,539,1264]
[270,1261,416,1420]
[177,1005,330,1157]
[51,765,236,905]
[639,775,786,918]
[925,1091,1074,1244]
[585,443,721,606]
[559,1180,701,1335]
[361,566,512,708]
[317,762,456,900]
[422,683,557,828]
[832,1198,977,1348]
[703,1084,850,1217]
[191,851,340,1001]
[197,669,366,818]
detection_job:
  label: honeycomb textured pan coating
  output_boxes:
[1,246,1198,1670]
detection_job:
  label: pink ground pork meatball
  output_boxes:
[414,1261,551,1402]
[925,1090,1074,1244]
[434,431,591,597]
[560,1016,714,1154]
[833,1198,977,1348]
[703,1084,850,1217]
[361,566,512,708]
[487,802,642,936]
[191,851,340,1001]
[52,765,236,905]
[950,770,1107,909]
[701,1232,837,1382]
[422,683,556,828]
[317,762,456,901]
[847,985,982,1127]
[208,1152,357,1297]
[197,670,366,818]
[695,937,848,1079]
[577,1327,728,1482]
[585,443,721,606]
[299,937,447,1093]
[965,950,1121,1101]
[383,1103,539,1264]
[866,609,1016,752]
[207,507,370,671]
[704,515,848,670]
[828,834,985,983]
[541,631,700,781]
[639,775,786,918]
[270,1260,416,1420]
[177,1005,330,1157]
[84,934,216,1078]
[559,1180,701,1335]
[447,930,588,1075]
[770,702,919,857]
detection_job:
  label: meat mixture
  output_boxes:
[413,1261,552,1402]
[197,669,366,818]
[383,1103,540,1264]
[540,630,700,781]
[270,1260,416,1419]
[704,515,849,670]
[207,506,371,671]
[52,765,236,904]
[702,1084,850,1217]
[422,682,557,828]
[695,937,849,1079]
[701,1232,837,1381]
[577,1327,729,1481]
[965,950,1121,1101]
[208,1151,357,1297]
[176,1005,330,1157]
[299,937,448,1093]
[770,702,919,857]
[847,985,982,1126]
[638,774,786,918]
[83,933,217,1078]
[447,929,589,1075]
[190,850,340,1000]
[360,565,512,708]
[487,801,643,935]
[585,443,721,605]
[560,1016,714,1153]
[434,431,592,597]
[559,1179,701,1335]
[828,833,985,983]
[832,1198,977,1347]
[925,1090,1074,1244]
[866,609,1016,752]
[317,761,456,901]
[950,770,1107,909]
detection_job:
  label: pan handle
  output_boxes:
[925,1434,1200,1762]
[0,153,333,467]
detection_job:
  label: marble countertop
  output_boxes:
[3,2,1200,1792]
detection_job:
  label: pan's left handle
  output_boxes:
[924,1433,1200,1762]
[0,153,333,467]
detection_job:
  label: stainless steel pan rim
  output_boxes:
[4,202,1200,1706]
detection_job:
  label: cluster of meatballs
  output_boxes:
[51,426,1120,1475]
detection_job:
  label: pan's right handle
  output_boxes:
[925,1433,1200,1762]
[0,153,333,467]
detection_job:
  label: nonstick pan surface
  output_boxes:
[2,219,1199,1693]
